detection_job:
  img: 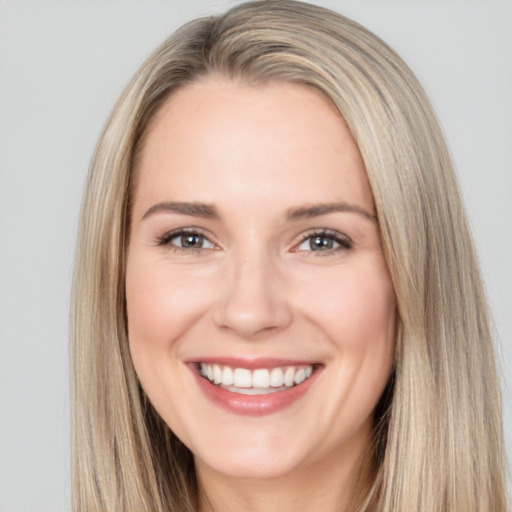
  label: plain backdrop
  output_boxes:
[0,1,511,510]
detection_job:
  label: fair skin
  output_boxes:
[126,79,396,512]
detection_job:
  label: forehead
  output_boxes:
[133,78,374,218]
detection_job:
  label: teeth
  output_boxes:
[224,386,285,395]
[270,367,284,387]
[284,367,295,386]
[200,363,315,391]
[252,369,270,388]
[213,364,222,384]
[222,365,234,386]
[294,368,306,385]
[233,368,252,388]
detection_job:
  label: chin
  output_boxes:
[196,449,306,481]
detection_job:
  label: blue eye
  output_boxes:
[297,231,351,253]
[158,230,215,250]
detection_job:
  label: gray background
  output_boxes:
[0,1,510,510]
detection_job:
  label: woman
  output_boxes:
[71,1,508,510]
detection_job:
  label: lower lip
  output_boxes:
[192,368,320,416]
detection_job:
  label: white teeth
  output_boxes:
[270,367,284,387]
[200,363,315,391]
[294,368,306,385]
[252,369,270,388]
[213,364,222,384]
[233,368,252,388]
[225,386,285,395]
[284,367,295,386]
[222,365,234,386]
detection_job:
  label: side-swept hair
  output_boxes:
[71,1,508,510]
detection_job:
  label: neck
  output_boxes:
[195,434,373,512]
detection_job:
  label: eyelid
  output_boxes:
[153,226,352,254]
[292,228,353,254]
[154,227,217,250]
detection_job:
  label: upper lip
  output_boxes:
[186,357,322,370]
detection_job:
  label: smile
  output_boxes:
[191,358,322,415]
[200,363,315,395]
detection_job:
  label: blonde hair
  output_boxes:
[71,1,508,510]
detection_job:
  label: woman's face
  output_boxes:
[126,79,396,483]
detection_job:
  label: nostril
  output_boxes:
[210,255,294,338]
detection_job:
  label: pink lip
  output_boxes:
[189,360,322,416]
[187,356,319,369]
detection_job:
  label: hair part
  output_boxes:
[71,1,508,510]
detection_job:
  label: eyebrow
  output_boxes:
[141,200,377,223]
[142,201,220,220]
[286,202,377,222]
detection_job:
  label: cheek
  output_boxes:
[297,262,396,351]
[124,254,218,428]
[126,256,213,350]
[312,266,396,420]
[341,280,396,349]
[297,261,396,406]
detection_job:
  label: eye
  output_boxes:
[157,229,215,251]
[296,230,352,254]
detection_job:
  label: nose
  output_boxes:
[212,250,293,339]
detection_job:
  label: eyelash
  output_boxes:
[155,228,214,253]
[294,229,352,256]
[154,228,352,255]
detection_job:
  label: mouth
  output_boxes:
[198,363,316,395]
[189,357,322,415]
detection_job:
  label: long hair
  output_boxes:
[71,1,508,510]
